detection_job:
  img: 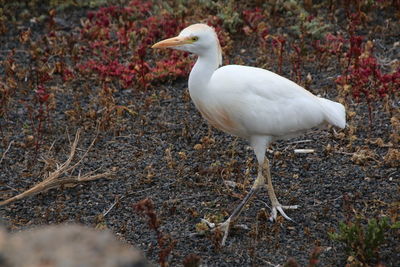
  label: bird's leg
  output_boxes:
[262,159,298,221]
[213,166,265,246]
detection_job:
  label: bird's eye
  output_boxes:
[191,36,199,42]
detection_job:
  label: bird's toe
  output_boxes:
[200,218,231,246]
[269,204,299,222]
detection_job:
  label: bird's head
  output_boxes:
[152,23,222,66]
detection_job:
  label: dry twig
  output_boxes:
[0,140,14,165]
[0,129,113,206]
[294,148,315,154]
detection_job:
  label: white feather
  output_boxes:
[193,65,346,140]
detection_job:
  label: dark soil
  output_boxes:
[1,2,399,267]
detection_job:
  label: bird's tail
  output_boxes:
[319,98,346,129]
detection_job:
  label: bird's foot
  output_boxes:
[201,218,231,246]
[269,203,299,222]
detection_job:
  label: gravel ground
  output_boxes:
[0,3,399,267]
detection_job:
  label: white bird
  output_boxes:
[152,24,346,245]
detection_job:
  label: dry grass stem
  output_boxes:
[0,129,113,206]
[0,140,14,165]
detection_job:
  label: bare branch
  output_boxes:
[0,129,114,206]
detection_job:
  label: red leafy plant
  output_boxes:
[336,38,400,125]
[76,1,192,90]
[241,7,306,82]
[134,198,176,267]
[11,25,58,151]
[312,33,346,68]
[312,12,399,126]
[1,50,18,119]
[242,8,269,42]
[242,8,289,75]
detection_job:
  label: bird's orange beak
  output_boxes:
[152,36,192,49]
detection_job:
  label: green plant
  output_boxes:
[329,217,400,265]
[290,11,331,41]
[199,0,242,33]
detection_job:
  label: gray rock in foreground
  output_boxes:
[0,224,149,267]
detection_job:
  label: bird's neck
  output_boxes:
[188,49,220,100]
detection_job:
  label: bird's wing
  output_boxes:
[209,65,329,138]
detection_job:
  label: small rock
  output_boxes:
[0,224,149,267]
